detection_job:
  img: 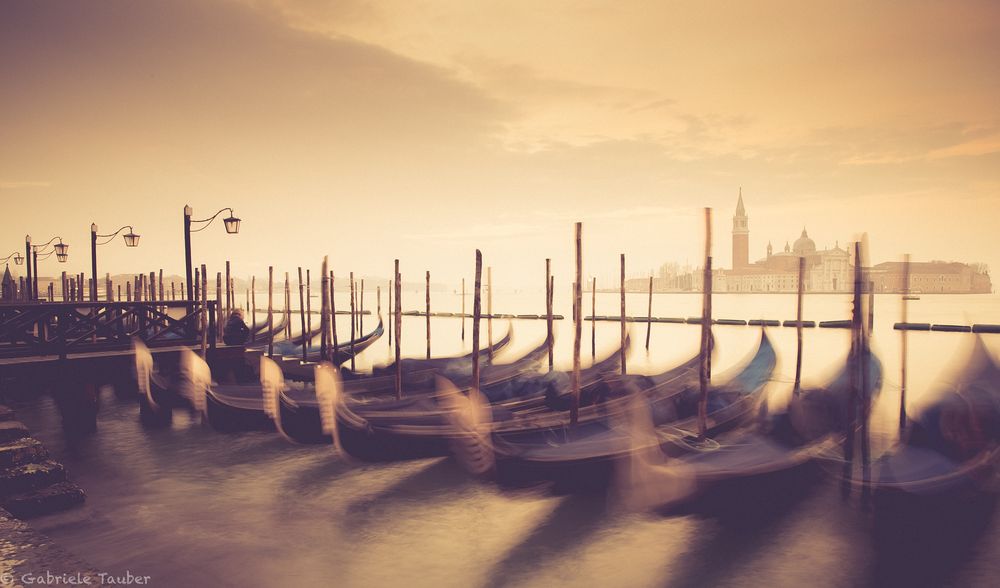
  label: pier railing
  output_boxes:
[0,300,215,359]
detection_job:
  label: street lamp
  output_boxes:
[91,223,140,301]
[1,252,24,266]
[32,237,68,298]
[183,205,241,302]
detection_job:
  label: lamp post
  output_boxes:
[183,205,241,303]
[31,237,69,299]
[91,224,140,301]
[1,252,25,266]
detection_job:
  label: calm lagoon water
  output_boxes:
[8,292,1000,587]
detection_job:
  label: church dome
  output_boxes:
[793,228,816,255]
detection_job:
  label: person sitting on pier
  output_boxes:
[223,309,250,345]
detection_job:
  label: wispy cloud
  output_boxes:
[0,180,50,189]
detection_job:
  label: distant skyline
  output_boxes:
[2,0,998,290]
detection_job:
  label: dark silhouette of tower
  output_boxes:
[732,188,749,269]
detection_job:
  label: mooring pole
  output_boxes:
[426,270,431,359]
[394,260,402,399]
[388,278,393,347]
[698,208,713,438]
[487,266,493,360]
[794,255,805,394]
[546,259,553,371]
[645,274,653,350]
[620,254,627,375]
[472,251,482,396]
[461,277,466,342]
[306,269,312,340]
[591,277,596,360]
[267,266,274,358]
[298,267,307,361]
[350,272,356,371]
[571,222,583,425]
[899,254,910,434]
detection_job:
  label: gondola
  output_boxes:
[277,317,385,381]
[869,337,1000,560]
[616,345,883,514]
[133,338,176,427]
[248,312,289,346]
[366,322,514,379]
[330,336,710,463]
[484,329,775,491]
[183,324,529,434]
[276,334,555,444]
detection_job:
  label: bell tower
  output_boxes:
[732,188,749,269]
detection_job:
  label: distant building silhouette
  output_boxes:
[723,193,852,292]
[871,261,992,294]
[732,188,749,269]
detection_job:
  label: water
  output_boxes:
[7,293,1000,587]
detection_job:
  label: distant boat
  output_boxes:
[903,294,921,301]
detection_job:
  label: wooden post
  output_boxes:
[794,255,805,394]
[843,242,862,500]
[320,259,329,360]
[117,284,121,302]
[698,208,712,438]
[158,269,164,311]
[394,260,402,399]
[198,264,208,357]
[126,280,132,303]
[860,253,872,506]
[620,253,627,375]
[377,285,381,317]
[461,277,466,341]
[215,272,222,340]
[225,261,231,320]
[306,269,312,339]
[105,273,112,302]
[546,259,553,371]
[360,278,365,336]
[645,275,653,350]
[899,254,910,434]
[571,222,583,426]
[591,276,596,360]
[331,271,338,353]
[387,278,393,347]
[251,276,257,343]
[171,281,176,302]
[194,268,200,303]
[284,272,291,339]
[472,251,482,395]
[267,266,274,358]
[298,267,307,360]
[350,271,356,371]
[426,270,431,359]
[487,266,493,360]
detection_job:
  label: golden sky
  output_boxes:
[2,0,998,288]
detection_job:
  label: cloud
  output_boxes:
[0,180,50,189]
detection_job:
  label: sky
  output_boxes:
[2,0,999,289]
